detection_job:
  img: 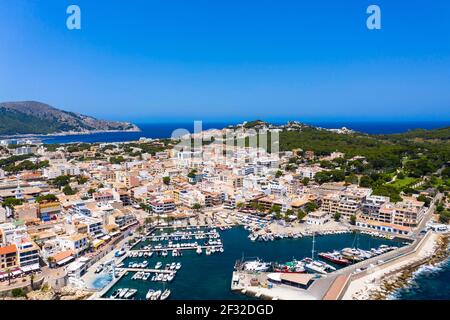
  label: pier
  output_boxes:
[116,267,176,274]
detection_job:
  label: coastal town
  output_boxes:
[0,121,449,300]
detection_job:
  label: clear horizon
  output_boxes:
[1,1,450,122]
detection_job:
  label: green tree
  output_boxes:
[333,212,342,222]
[163,176,171,185]
[192,203,202,212]
[350,215,357,225]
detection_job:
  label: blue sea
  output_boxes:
[8,120,449,145]
[390,258,450,300]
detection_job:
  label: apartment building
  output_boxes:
[0,244,18,272]
[357,198,426,234]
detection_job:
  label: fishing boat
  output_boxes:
[318,251,351,266]
[160,289,171,300]
[274,260,306,273]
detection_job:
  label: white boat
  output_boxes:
[160,289,171,300]
[138,252,144,258]
[155,262,162,269]
[146,289,155,300]
[124,288,137,299]
[167,273,175,282]
[175,262,181,270]
[118,288,128,299]
[162,250,168,257]
[110,288,122,299]
[196,246,202,255]
[243,260,270,272]
[152,290,162,300]
[219,247,224,253]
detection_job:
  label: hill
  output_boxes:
[0,101,140,135]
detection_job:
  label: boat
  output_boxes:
[303,258,336,274]
[160,289,171,300]
[152,290,162,300]
[110,288,121,299]
[146,289,155,300]
[162,250,168,257]
[274,260,306,273]
[175,262,181,270]
[138,252,144,258]
[118,288,128,299]
[318,251,351,266]
[243,259,271,272]
[196,246,202,255]
[167,273,175,282]
[155,262,162,269]
[124,288,137,299]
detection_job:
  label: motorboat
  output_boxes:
[155,262,162,269]
[146,289,155,300]
[243,259,271,272]
[124,288,137,299]
[160,289,171,300]
[118,288,128,299]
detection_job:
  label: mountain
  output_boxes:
[0,101,140,135]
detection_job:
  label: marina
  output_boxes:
[95,226,405,300]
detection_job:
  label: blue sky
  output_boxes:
[1,0,450,123]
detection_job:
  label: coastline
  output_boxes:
[0,128,142,140]
[343,233,449,300]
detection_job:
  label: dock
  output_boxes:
[116,267,175,274]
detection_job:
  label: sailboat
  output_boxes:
[303,232,336,274]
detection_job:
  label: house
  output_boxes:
[306,211,330,225]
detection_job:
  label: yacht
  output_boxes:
[146,289,155,300]
[243,259,270,272]
[118,288,128,299]
[152,290,162,300]
[110,288,122,299]
[124,288,137,299]
[160,289,171,300]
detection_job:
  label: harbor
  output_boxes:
[87,225,405,300]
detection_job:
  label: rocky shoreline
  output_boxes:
[368,235,449,300]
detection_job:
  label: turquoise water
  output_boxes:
[102,227,404,300]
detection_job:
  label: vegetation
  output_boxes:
[163,176,171,185]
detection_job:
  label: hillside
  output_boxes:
[0,101,140,135]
